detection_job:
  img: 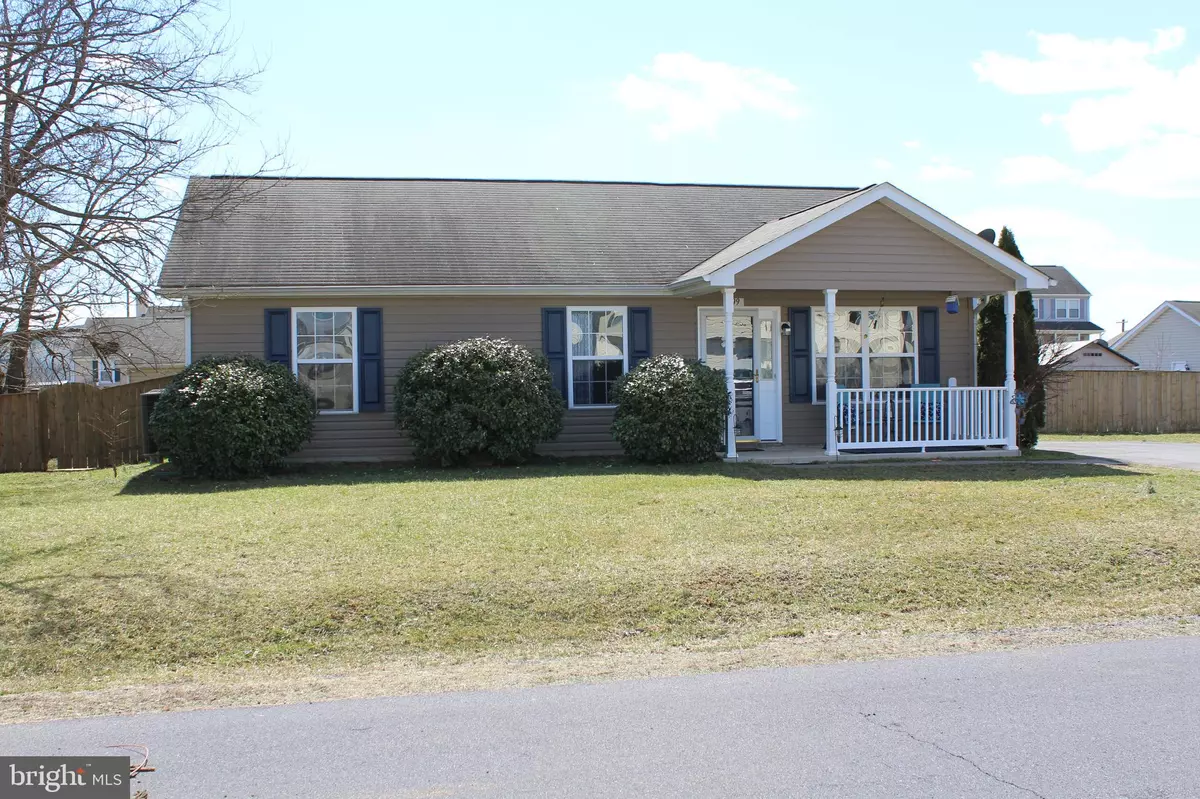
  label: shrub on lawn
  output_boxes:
[611,354,729,463]
[150,356,316,479]
[393,337,564,466]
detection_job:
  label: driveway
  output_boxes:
[3,637,1200,798]
[1039,439,1200,470]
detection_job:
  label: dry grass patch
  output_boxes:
[1,459,1198,696]
[1041,433,1200,444]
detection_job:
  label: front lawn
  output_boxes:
[2,460,1198,694]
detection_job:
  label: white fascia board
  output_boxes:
[161,284,677,299]
[700,182,1052,291]
[1167,301,1200,329]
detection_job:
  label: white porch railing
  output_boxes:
[834,387,1009,451]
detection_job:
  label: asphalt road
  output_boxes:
[4,637,1200,798]
[1038,439,1200,470]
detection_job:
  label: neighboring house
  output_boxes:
[1029,265,1104,343]
[158,177,1050,460]
[1111,301,1200,371]
[1042,338,1138,371]
[9,303,186,387]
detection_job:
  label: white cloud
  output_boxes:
[973,27,1186,94]
[918,157,974,182]
[903,140,921,149]
[615,53,801,140]
[975,27,1200,198]
[997,155,1081,185]
[872,157,893,171]
[960,205,1200,337]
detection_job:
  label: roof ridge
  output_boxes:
[199,175,862,191]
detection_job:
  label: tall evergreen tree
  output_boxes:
[976,227,1041,448]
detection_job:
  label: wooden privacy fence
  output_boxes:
[0,376,175,472]
[1044,371,1200,434]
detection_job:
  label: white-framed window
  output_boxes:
[1032,301,1041,320]
[567,306,627,408]
[292,307,357,413]
[811,308,918,402]
[1054,298,1082,320]
[91,359,122,384]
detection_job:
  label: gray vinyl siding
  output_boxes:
[1114,309,1200,371]
[735,205,1016,294]
[190,289,979,457]
[1044,296,1089,321]
[190,296,697,460]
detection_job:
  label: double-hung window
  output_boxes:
[293,308,357,412]
[567,307,627,407]
[91,359,121,384]
[812,308,917,401]
[1054,298,1081,320]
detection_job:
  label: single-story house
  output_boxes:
[1042,338,1138,371]
[158,178,1051,460]
[1110,301,1200,372]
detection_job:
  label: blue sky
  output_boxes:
[204,0,1200,336]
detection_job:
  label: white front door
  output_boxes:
[698,307,782,442]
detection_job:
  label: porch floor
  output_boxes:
[725,445,1020,465]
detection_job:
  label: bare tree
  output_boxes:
[0,0,279,392]
[88,401,130,475]
[1024,340,1079,435]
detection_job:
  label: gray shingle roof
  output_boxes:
[1035,320,1104,332]
[673,187,874,283]
[1172,301,1200,323]
[159,177,857,290]
[1031,265,1090,296]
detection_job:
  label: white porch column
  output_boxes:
[1004,289,1019,450]
[824,289,838,456]
[723,287,737,460]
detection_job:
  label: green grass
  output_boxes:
[1041,433,1200,444]
[2,460,1199,694]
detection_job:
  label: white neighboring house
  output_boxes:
[20,303,186,386]
[1030,265,1105,343]
[1111,301,1200,372]
[1041,338,1138,372]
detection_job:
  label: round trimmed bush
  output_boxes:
[150,356,316,479]
[612,354,730,463]
[393,337,564,466]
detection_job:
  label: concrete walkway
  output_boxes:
[3,637,1199,797]
[1038,439,1200,470]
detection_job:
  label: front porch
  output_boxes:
[701,287,1023,459]
[726,444,1021,465]
[671,183,1050,460]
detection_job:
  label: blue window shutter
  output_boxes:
[788,307,812,402]
[358,308,384,411]
[264,309,291,368]
[918,306,940,385]
[629,307,652,370]
[542,308,567,398]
